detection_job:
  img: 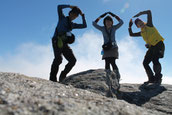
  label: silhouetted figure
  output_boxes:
[49,5,87,82]
[128,10,165,84]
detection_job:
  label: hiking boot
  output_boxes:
[154,74,162,84]
[154,78,162,84]
[49,76,57,82]
[154,76,162,84]
[59,71,67,83]
[143,78,155,84]
[106,90,114,98]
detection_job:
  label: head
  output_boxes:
[135,18,145,28]
[103,16,113,29]
[69,7,80,21]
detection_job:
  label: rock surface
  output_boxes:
[0,69,171,115]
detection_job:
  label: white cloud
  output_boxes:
[70,30,104,73]
[0,42,53,80]
[0,30,171,84]
[118,36,147,83]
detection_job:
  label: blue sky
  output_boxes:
[0,0,172,84]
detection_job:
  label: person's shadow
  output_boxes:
[119,83,167,106]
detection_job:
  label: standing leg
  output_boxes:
[152,41,165,83]
[109,57,118,70]
[143,49,154,83]
[152,57,162,83]
[105,58,111,70]
[59,45,76,82]
[104,58,113,97]
[49,37,63,82]
[109,57,120,80]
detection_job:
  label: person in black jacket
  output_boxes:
[49,5,87,83]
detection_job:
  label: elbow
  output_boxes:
[81,22,87,28]
[118,19,124,26]
[84,23,87,28]
[129,33,133,37]
[128,31,133,37]
[147,10,151,14]
[83,20,87,28]
[121,20,124,25]
[57,5,61,11]
[147,10,151,12]
[57,5,61,9]
[92,21,95,26]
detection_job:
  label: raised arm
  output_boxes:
[72,13,87,29]
[128,19,141,37]
[133,10,153,27]
[57,5,70,19]
[92,12,108,31]
[108,12,124,29]
[94,12,108,23]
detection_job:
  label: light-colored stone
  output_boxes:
[0,70,171,115]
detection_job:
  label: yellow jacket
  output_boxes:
[141,25,164,46]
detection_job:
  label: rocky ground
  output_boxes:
[0,69,171,115]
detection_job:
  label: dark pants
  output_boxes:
[49,37,76,82]
[105,57,118,70]
[143,41,165,82]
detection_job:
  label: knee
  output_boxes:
[69,58,77,66]
[53,57,62,65]
[152,58,160,65]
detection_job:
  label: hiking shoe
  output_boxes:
[154,78,162,84]
[154,74,162,84]
[143,80,154,84]
[59,71,67,83]
[49,76,57,82]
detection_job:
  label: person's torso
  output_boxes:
[141,25,164,46]
[54,16,72,36]
[102,27,117,47]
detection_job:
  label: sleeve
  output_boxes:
[146,10,153,27]
[71,14,87,29]
[128,28,141,37]
[58,5,70,19]
[114,19,124,30]
[92,21,103,31]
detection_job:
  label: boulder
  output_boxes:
[0,70,171,115]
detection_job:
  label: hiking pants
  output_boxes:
[49,37,76,82]
[143,41,165,81]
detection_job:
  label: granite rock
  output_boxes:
[0,69,171,115]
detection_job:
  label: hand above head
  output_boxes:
[100,12,108,18]
[129,19,133,27]
[133,12,141,18]
[107,11,114,16]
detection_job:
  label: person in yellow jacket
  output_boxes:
[128,10,165,84]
